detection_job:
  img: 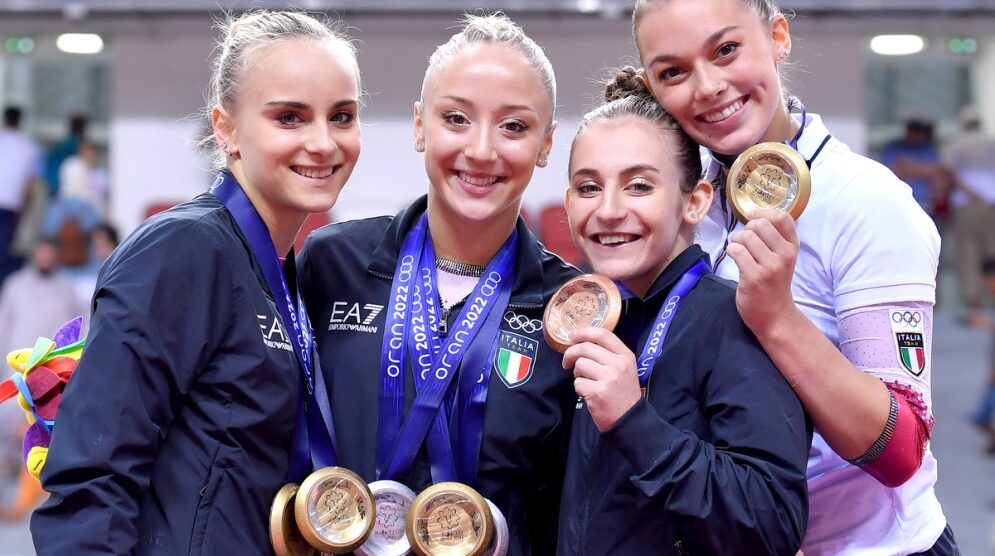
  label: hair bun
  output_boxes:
[604,65,650,102]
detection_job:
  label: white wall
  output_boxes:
[6,11,987,235]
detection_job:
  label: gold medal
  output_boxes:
[294,466,376,554]
[406,482,494,556]
[543,274,621,353]
[270,483,317,556]
[726,141,811,222]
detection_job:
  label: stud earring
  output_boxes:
[537,154,548,166]
[414,138,424,151]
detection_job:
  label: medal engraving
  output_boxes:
[355,480,417,556]
[727,142,811,222]
[407,482,494,556]
[543,274,621,353]
[295,467,376,554]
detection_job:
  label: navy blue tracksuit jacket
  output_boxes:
[558,246,812,555]
[298,196,580,556]
[33,193,301,555]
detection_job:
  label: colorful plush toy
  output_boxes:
[0,317,85,479]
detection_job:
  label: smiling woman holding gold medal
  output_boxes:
[554,67,810,555]
[32,10,364,555]
[634,0,958,554]
[298,13,579,556]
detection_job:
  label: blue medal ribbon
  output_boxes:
[377,213,516,485]
[628,259,710,386]
[210,172,337,482]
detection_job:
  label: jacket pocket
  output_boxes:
[188,461,225,555]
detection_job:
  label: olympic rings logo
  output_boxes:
[892,311,921,328]
[504,311,542,334]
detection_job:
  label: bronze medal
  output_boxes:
[406,482,494,556]
[294,466,376,554]
[270,483,317,556]
[543,274,622,353]
[726,141,811,222]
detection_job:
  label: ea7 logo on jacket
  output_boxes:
[327,302,385,334]
[494,331,537,388]
[258,313,292,352]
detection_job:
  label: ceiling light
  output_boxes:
[870,35,925,56]
[56,33,103,54]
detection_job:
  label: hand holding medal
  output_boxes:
[726,142,811,222]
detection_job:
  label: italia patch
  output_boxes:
[494,331,537,388]
[890,309,925,377]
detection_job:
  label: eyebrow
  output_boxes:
[647,25,738,66]
[571,167,600,179]
[571,163,659,180]
[619,163,659,175]
[264,99,358,110]
[438,94,539,116]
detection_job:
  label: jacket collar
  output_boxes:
[639,244,710,303]
[368,195,547,307]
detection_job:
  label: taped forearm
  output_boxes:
[838,302,934,487]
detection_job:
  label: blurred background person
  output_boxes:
[58,142,109,222]
[64,222,120,310]
[879,118,949,221]
[0,238,87,359]
[970,259,995,454]
[43,115,87,200]
[943,107,995,330]
[0,106,42,288]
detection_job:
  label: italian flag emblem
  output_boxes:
[896,332,925,377]
[494,331,538,388]
[497,348,532,385]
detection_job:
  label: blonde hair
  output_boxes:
[201,10,359,169]
[421,12,556,124]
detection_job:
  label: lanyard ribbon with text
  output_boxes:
[618,259,710,387]
[377,214,516,485]
[210,172,338,482]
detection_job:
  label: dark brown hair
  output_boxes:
[570,66,701,193]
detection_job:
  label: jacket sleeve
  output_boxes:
[31,220,232,555]
[601,297,811,555]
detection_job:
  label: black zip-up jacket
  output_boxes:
[33,193,301,555]
[298,196,580,555]
[557,246,812,556]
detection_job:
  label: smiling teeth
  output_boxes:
[598,234,636,245]
[459,172,498,186]
[294,166,334,179]
[702,99,744,123]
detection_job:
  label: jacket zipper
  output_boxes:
[576,427,601,554]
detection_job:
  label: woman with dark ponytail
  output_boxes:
[555,67,810,555]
